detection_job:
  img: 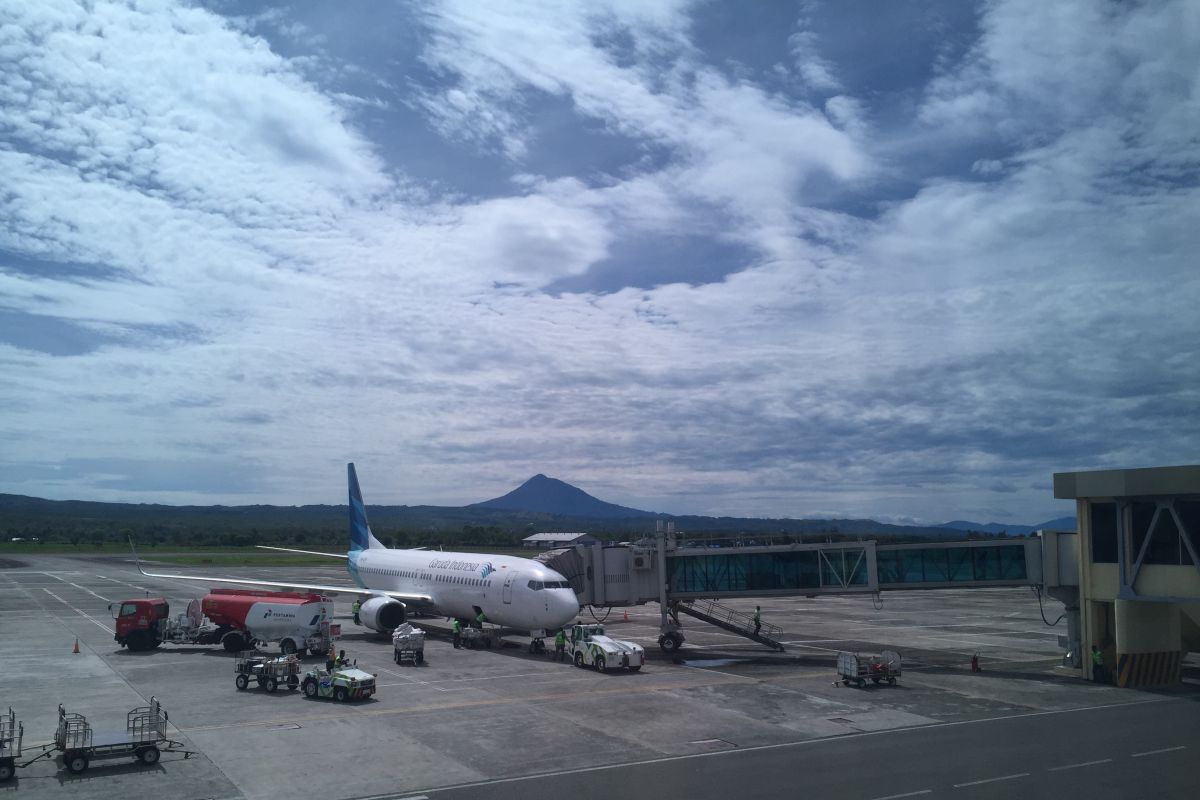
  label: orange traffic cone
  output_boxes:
[73,637,80,654]
[623,610,630,622]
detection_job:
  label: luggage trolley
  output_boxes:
[391,624,426,665]
[461,627,493,650]
[55,697,190,774]
[234,652,301,692]
[0,707,22,781]
[837,650,902,687]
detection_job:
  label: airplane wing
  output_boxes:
[255,545,349,559]
[130,543,433,607]
[254,544,429,556]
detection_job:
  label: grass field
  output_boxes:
[0,542,339,566]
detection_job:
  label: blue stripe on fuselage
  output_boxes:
[347,550,366,588]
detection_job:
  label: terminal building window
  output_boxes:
[1178,501,1200,564]
[1090,502,1118,563]
[1131,501,1195,566]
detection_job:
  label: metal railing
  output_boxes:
[680,598,783,639]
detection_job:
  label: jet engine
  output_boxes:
[358,596,406,632]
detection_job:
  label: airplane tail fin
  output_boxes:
[348,462,385,551]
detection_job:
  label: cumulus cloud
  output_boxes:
[0,0,1195,527]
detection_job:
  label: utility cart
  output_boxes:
[391,623,426,665]
[234,652,301,692]
[0,707,22,781]
[837,650,901,687]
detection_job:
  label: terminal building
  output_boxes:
[540,463,1199,688]
[522,532,599,549]
[1054,464,1200,688]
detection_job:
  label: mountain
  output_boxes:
[470,474,656,519]
[937,516,1077,536]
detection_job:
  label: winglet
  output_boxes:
[128,536,150,576]
[348,462,384,550]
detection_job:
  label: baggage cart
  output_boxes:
[461,627,493,650]
[234,652,301,692]
[0,707,21,781]
[391,623,426,665]
[837,650,901,687]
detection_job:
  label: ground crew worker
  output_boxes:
[753,606,762,635]
[452,618,462,649]
[1091,645,1106,683]
[555,628,566,662]
[326,645,336,673]
[352,598,362,626]
[475,610,487,629]
[335,649,348,668]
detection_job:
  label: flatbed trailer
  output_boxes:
[837,650,901,687]
[12,697,193,775]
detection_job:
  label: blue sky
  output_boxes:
[0,0,1196,524]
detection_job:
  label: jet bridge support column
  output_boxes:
[656,526,684,652]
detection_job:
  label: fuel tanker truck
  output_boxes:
[110,589,337,655]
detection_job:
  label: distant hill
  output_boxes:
[470,474,656,519]
[0,476,1064,548]
[937,516,1077,536]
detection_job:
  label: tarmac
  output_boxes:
[2,552,1197,799]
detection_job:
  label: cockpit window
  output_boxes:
[527,580,543,590]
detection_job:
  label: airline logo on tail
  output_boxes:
[348,463,372,552]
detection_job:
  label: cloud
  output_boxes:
[0,0,1194,529]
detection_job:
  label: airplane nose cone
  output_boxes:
[554,591,580,626]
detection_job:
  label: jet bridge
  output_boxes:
[539,531,1047,652]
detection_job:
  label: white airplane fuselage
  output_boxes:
[350,547,578,632]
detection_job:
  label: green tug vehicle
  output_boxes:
[300,664,377,701]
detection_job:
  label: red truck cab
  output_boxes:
[111,598,170,649]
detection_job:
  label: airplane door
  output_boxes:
[502,573,515,604]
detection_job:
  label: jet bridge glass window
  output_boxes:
[1131,501,1195,566]
[878,545,1027,585]
[669,551,832,593]
[1090,502,1118,563]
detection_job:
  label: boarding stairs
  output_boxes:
[677,599,786,652]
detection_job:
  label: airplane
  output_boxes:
[133,463,580,639]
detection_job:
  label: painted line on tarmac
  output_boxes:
[1047,758,1112,771]
[870,790,931,800]
[678,664,758,681]
[69,580,111,603]
[180,673,756,733]
[41,588,114,633]
[953,772,1028,788]
[95,574,155,593]
[1130,745,1185,758]
[375,696,1181,798]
